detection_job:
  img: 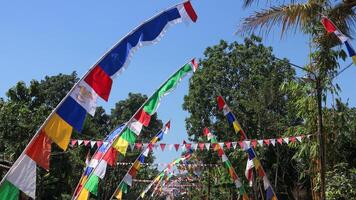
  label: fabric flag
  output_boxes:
[25,130,51,170]
[84,175,99,196]
[38,0,198,152]
[113,59,197,155]
[245,158,254,186]
[0,180,19,200]
[2,155,36,199]
[112,122,170,199]
[321,16,356,64]
[217,96,246,140]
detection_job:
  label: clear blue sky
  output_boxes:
[1,0,355,167]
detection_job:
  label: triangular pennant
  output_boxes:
[160,143,166,151]
[257,140,263,147]
[270,139,276,146]
[78,140,83,145]
[84,140,90,146]
[296,136,302,142]
[264,139,270,146]
[198,143,205,151]
[71,140,77,147]
[277,138,283,145]
[232,142,237,149]
[283,137,289,144]
[90,141,96,148]
[244,141,251,149]
[205,143,210,150]
[168,144,173,151]
[290,136,296,143]
[238,141,244,149]
[192,143,198,151]
[251,140,257,148]
[96,141,103,148]
[225,142,231,150]
[174,144,180,151]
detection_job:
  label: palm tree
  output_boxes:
[238,1,355,200]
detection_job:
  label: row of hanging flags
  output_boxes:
[70,134,310,150]
[217,96,278,200]
[0,1,198,199]
[204,128,249,199]
[138,147,193,199]
[72,59,198,200]
[321,16,356,65]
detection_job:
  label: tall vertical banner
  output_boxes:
[217,96,278,200]
[73,59,199,200]
[0,1,197,199]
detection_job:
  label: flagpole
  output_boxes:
[109,123,169,200]
[72,58,195,200]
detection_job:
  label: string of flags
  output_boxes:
[111,122,171,200]
[72,60,199,199]
[138,147,193,199]
[217,96,278,200]
[321,16,356,65]
[0,1,198,200]
[204,128,249,199]
[116,162,221,168]
[70,134,311,151]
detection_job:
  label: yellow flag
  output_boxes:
[77,188,90,200]
[112,137,129,156]
[233,121,241,133]
[115,190,123,200]
[44,113,72,150]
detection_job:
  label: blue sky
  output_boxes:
[1,0,355,167]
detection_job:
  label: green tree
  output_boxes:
[0,73,162,199]
[183,36,302,199]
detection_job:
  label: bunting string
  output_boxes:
[70,134,312,151]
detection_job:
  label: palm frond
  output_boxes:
[242,0,299,8]
[238,2,322,37]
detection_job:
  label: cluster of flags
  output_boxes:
[72,59,198,200]
[321,16,356,65]
[217,96,277,200]
[75,125,124,199]
[113,122,171,200]
[112,59,198,156]
[139,147,193,198]
[204,128,249,199]
[71,134,310,151]
[116,162,220,168]
[0,1,198,199]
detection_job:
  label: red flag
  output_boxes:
[84,65,113,101]
[321,17,336,33]
[83,140,90,146]
[26,130,52,170]
[135,143,142,150]
[277,137,283,145]
[174,144,180,151]
[103,147,117,166]
[217,148,224,157]
[96,141,103,148]
[198,143,205,151]
[290,136,296,143]
[71,139,77,147]
[238,141,244,149]
[264,139,270,146]
[160,143,166,151]
[225,142,231,150]
[251,140,257,148]
[134,109,151,127]
[217,96,226,110]
[203,128,210,136]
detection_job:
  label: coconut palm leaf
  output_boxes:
[239,2,322,36]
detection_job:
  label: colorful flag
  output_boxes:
[321,16,356,64]
[113,59,198,155]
